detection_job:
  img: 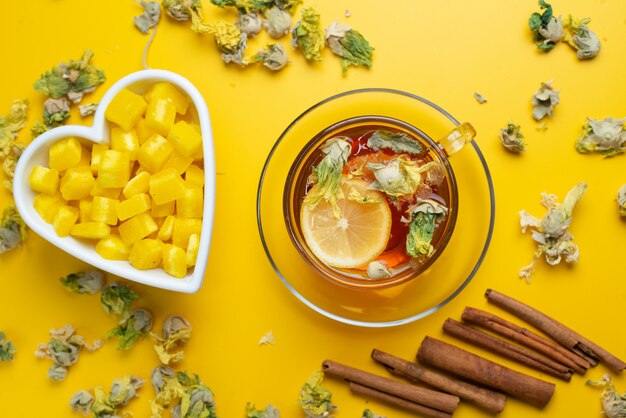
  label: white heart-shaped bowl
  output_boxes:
[13,69,215,293]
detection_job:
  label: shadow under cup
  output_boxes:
[284,116,459,290]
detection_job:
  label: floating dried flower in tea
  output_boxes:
[246,402,280,418]
[587,374,626,418]
[325,22,374,75]
[255,44,288,71]
[0,205,27,254]
[498,122,526,153]
[575,117,626,157]
[298,370,336,418]
[107,308,153,350]
[366,260,391,279]
[100,282,139,317]
[529,0,563,51]
[0,332,16,361]
[564,16,601,60]
[367,130,423,155]
[531,81,559,121]
[518,182,587,282]
[292,7,325,61]
[35,324,101,381]
[151,315,192,365]
[405,199,448,258]
[60,270,105,295]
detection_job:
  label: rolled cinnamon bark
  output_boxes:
[350,382,453,418]
[462,307,589,374]
[485,289,625,372]
[372,348,506,414]
[322,359,459,414]
[417,337,555,409]
[443,318,573,381]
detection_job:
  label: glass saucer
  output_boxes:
[257,89,495,327]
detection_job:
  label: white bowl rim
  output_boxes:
[13,69,216,294]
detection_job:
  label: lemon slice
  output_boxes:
[300,177,391,268]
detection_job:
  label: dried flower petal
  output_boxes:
[60,270,105,295]
[292,7,324,61]
[246,402,280,418]
[78,103,98,117]
[150,367,218,418]
[100,282,139,317]
[263,6,292,38]
[258,330,275,346]
[151,315,192,365]
[575,117,626,157]
[367,130,423,155]
[498,122,526,153]
[255,44,288,71]
[587,374,626,418]
[473,92,487,104]
[107,308,153,351]
[0,205,27,254]
[519,182,587,282]
[134,1,161,34]
[325,21,374,75]
[34,50,105,100]
[531,81,559,121]
[405,199,448,258]
[0,332,16,362]
[298,370,336,418]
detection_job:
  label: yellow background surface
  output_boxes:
[2,0,626,416]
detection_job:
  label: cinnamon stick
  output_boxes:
[462,307,589,374]
[417,337,555,409]
[322,359,459,414]
[485,289,625,372]
[372,348,506,414]
[350,382,453,418]
[443,318,573,381]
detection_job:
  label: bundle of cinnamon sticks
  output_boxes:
[322,289,624,416]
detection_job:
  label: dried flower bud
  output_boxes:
[255,44,288,71]
[107,308,153,351]
[575,117,626,157]
[298,370,336,418]
[263,6,292,38]
[60,270,105,295]
[498,122,526,153]
[531,81,559,121]
[108,376,144,407]
[69,390,94,415]
[100,282,139,317]
[237,12,262,36]
[564,16,601,60]
[366,261,391,279]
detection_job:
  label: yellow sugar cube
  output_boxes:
[172,218,202,248]
[149,167,186,205]
[167,121,202,158]
[118,212,158,246]
[104,88,147,131]
[162,244,187,278]
[176,187,203,219]
[145,82,189,115]
[49,137,83,171]
[137,134,174,174]
[156,215,175,241]
[122,171,151,198]
[98,150,131,188]
[34,193,66,223]
[185,165,204,188]
[111,127,140,161]
[91,196,119,225]
[96,235,130,260]
[79,199,93,223]
[60,167,96,200]
[52,205,79,237]
[145,98,177,137]
[151,201,175,218]
[162,151,193,176]
[70,222,111,239]
[90,183,122,199]
[135,118,157,145]
[29,166,59,195]
[117,193,151,221]
[186,233,199,267]
[90,144,109,174]
[129,238,163,270]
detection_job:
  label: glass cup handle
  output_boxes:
[437,122,476,157]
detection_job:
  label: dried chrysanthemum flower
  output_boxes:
[473,92,487,104]
[298,370,336,418]
[366,260,391,279]
[0,99,28,193]
[255,44,288,71]
[133,1,161,34]
[237,12,262,36]
[150,366,219,418]
[587,374,626,418]
[518,182,587,282]
[531,81,560,121]
[69,390,94,415]
[404,199,448,258]
[100,282,139,317]
[325,21,374,75]
[498,122,526,153]
[209,21,250,66]
[162,0,210,32]
[107,308,153,350]
[35,324,101,381]
[528,0,563,50]
[151,315,192,365]
[564,15,601,60]
[72,376,143,417]
[263,6,292,38]
[575,117,626,157]
[292,7,325,61]
[60,270,105,295]
[258,330,275,346]
[617,185,626,217]
[246,402,281,418]
[0,205,27,254]
[0,331,16,362]
[78,103,98,118]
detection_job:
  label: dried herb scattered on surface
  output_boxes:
[107,308,153,350]
[0,332,16,362]
[258,330,275,346]
[60,270,105,295]
[100,282,139,317]
[531,81,559,121]
[618,185,626,217]
[151,315,192,364]
[519,182,587,282]
[529,0,563,51]
[297,370,336,418]
[362,410,386,418]
[291,7,325,61]
[564,15,601,60]
[70,376,143,417]
[587,374,626,418]
[255,44,288,71]
[246,402,280,418]
[325,22,374,75]
[575,117,626,157]
[134,1,161,34]
[498,122,526,153]
[473,92,487,104]
[0,205,28,254]
[0,99,28,191]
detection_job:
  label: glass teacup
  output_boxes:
[284,115,475,289]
